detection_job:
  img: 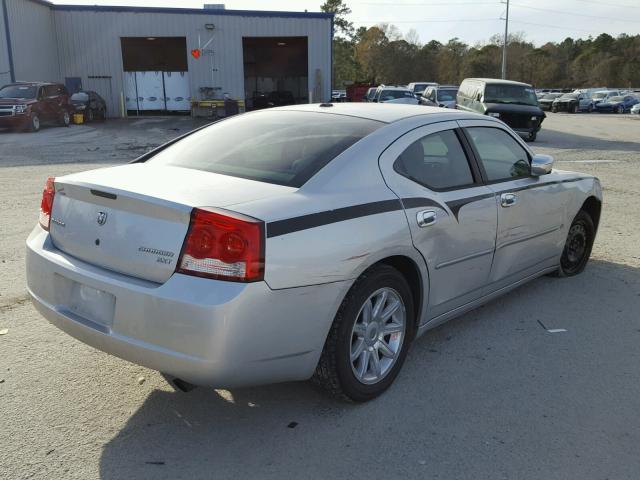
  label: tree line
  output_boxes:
[321,0,640,89]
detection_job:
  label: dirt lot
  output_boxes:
[1,113,639,479]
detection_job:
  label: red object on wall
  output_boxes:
[191,49,201,59]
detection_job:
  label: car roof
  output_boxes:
[275,103,483,124]
[464,78,532,87]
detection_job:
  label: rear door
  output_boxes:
[459,120,563,290]
[379,121,498,321]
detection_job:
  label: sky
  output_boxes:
[48,0,640,46]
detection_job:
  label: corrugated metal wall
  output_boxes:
[5,0,59,82]
[52,9,332,117]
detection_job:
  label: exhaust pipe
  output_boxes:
[172,378,197,392]
[161,373,197,392]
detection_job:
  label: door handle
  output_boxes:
[417,210,437,227]
[501,193,518,207]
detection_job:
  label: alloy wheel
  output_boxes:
[350,287,406,385]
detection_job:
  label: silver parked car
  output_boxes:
[26,104,602,402]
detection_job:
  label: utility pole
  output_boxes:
[501,0,510,79]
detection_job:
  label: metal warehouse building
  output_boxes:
[0,0,333,116]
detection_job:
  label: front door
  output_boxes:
[379,121,498,322]
[459,120,564,290]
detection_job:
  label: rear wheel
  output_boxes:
[313,264,415,402]
[526,131,537,142]
[553,210,595,277]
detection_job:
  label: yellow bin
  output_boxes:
[73,113,84,124]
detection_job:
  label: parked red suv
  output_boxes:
[0,82,71,132]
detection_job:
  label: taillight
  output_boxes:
[177,208,265,282]
[38,177,55,231]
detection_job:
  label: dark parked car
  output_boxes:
[551,92,593,113]
[594,95,639,113]
[267,91,295,107]
[456,78,545,142]
[538,92,563,111]
[70,90,107,122]
[0,82,71,132]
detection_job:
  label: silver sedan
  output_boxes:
[26,104,602,402]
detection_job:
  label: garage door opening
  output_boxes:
[121,37,190,115]
[243,37,308,111]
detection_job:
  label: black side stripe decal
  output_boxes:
[401,197,447,211]
[265,177,592,238]
[446,193,495,220]
[266,199,402,238]
[494,177,589,195]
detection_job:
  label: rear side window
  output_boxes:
[148,111,383,187]
[466,127,530,181]
[394,129,475,190]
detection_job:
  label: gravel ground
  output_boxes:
[0,113,639,480]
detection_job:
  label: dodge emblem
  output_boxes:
[97,211,108,226]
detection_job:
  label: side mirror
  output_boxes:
[531,154,554,176]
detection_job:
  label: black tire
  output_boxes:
[313,264,415,402]
[551,106,557,113]
[526,132,537,142]
[27,113,40,132]
[553,210,595,277]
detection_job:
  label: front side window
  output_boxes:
[148,111,383,188]
[466,127,530,181]
[394,129,475,190]
[44,85,58,97]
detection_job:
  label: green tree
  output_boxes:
[321,0,354,38]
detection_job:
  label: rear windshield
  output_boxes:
[148,111,383,187]
[437,88,458,101]
[71,92,89,101]
[0,85,37,99]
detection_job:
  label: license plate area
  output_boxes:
[54,274,116,332]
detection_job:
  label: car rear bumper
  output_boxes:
[26,226,348,388]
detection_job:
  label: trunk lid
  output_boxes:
[50,164,294,283]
